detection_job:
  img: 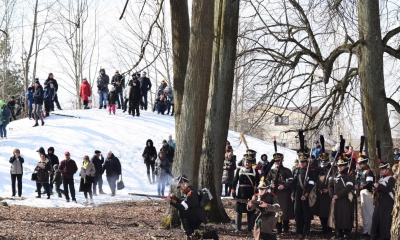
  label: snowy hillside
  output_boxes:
[0,109,297,208]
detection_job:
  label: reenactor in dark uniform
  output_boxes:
[329,158,354,239]
[248,177,281,240]
[232,153,260,232]
[317,148,334,237]
[237,149,257,167]
[370,162,395,240]
[266,152,294,234]
[292,151,317,238]
[164,175,218,240]
[354,155,374,238]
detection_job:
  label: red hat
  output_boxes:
[64,151,70,156]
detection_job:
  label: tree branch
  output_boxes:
[382,26,400,45]
[384,45,400,59]
[386,98,400,114]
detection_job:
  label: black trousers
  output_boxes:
[62,177,76,200]
[53,93,61,109]
[11,174,22,197]
[130,100,140,116]
[294,196,312,235]
[236,207,255,231]
[37,182,50,197]
[178,208,203,236]
[123,99,130,113]
[93,175,103,194]
[44,101,52,114]
[84,183,93,199]
[83,100,88,107]
[49,174,54,190]
[276,220,290,233]
[28,105,33,119]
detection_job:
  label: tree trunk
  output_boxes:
[174,0,214,190]
[169,0,190,133]
[198,0,239,223]
[160,0,190,228]
[162,0,214,228]
[357,0,393,168]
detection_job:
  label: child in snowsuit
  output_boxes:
[107,86,118,115]
[52,164,64,198]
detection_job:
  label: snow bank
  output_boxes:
[0,109,297,207]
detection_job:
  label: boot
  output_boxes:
[58,192,62,198]
[276,222,283,234]
[46,112,49,117]
[343,229,351,239]
[41,120,45,126]
[201,230,219,240]
[181,216,193,236]
[33,122,39,127]
[99,106,103,109]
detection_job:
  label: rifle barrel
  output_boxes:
[129,193,165,198]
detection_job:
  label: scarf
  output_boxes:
[83,161,89,183]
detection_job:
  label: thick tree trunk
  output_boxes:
[161,0,190,228]
[357,0,393,168]
[174,0,215,188]
[199,0,239,223]
[169,0,190,133]
[162,0,215,228]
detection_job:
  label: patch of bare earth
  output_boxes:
[0,199,364,240]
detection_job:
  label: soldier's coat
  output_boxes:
[266,166,294,221]
[248,193,281,240]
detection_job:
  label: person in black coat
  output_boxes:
[138,71,152,110]
[111,70,125,109]
[164,175,218,239]
[91,150,105,195]
[33,79,44,127]
[45,73,62,110]
[43,82,55,117]
[142,139,157,184]
[35,154,52,199]
[102,151,122,196]
[129,79,141,117]
[47,147,59,192]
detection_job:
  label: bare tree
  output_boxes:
[52,0,98,109]
[199,0,240,222]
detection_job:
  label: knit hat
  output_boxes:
[162,139,167,144]
[94,150,101,154]
[35,79,40,84]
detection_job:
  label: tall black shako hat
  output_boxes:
[357,136,368,165]
[243,153,256,163]
[318,135,329,162]
[272,136,284,161]
[175,175,189,189]
[297,131,309,162]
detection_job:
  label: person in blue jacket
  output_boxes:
[26,86,35,119]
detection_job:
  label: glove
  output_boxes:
[231,189,236,199]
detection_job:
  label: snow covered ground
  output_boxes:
[0,109,297,208]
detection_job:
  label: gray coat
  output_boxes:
[154,157,170,183]
[221,156,236,184]
[9,156,24,175]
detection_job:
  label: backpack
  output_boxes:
[198,188,213,208]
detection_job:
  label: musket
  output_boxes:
[325,135,344,186]
[129,193,166,198]
[373,139,381,206]
[272,136,282,194]
[354,136,365,239]
[129,193,182,203]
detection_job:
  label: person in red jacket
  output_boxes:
[79,77,92,109]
